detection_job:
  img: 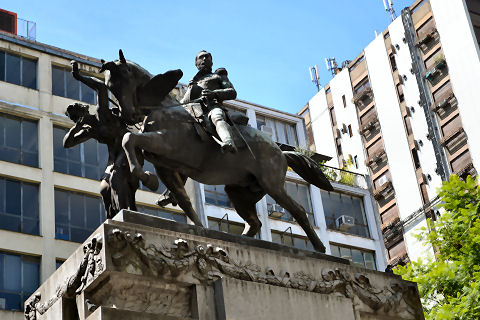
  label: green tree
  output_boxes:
[395,175,480,320]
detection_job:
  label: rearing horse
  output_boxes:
[101,50,333,253]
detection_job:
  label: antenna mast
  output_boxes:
[309,65,321,92]
[325,57,338,77]
[383,0,396,21]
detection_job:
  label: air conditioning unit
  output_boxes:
[268,204,285,218]
[336,215,355,231]
[0,297,5,310]
[260,125,273,138]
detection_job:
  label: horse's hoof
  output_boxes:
[143,171,159,191]
[156,195,178,207]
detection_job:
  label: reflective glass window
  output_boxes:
[0,177,39,235]
[54,189,105,243]
[0,114,38,167]
[0,252,40,311]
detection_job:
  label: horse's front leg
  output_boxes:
[122,132,159,191]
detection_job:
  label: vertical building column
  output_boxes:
[309,185,329,254]
[37,53,56,281]
[37,54,52,113]
[38,115,56,282]
[185,180,207,226]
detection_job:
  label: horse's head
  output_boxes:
[100,49,153,124]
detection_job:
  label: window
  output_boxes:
[56,259,64,270]
[0,114,38,167]
[204,185,233,208]
[271,231,313,251]
[396,84,404,102]
[0,252,39,311]
[55,189,105,243]
[342,95,347,108]
[52,65,96,104]
[256,115,298,146]
[139,160,167,193]
[353,77,370,94]
[348,124,353,137]
[321,190,370,237]
[354,155,359,169]
[0,50,37,89]
[330,244,376,270]
[0,177,39,235]
[53,126,108,180]
[389,54,397,72]
[136,205,186,223]
[266,181,315,226]
[208,218,244,235]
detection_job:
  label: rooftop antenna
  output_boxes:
[309,65,321,92]
[383,0,396,21]
[325,57,338,77]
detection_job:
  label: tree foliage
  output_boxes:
[395,175,480,320]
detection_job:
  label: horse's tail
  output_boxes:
[283,151,334,191]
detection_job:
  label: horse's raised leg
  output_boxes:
[224,185,265,237]
[155,168,203,227]
[122,132,158,191]
[266,187,326,253]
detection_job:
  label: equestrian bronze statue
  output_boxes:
[69,50,333,253]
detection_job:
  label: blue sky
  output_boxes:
[5,0,413,114]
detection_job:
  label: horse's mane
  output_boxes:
[125,60,153,84]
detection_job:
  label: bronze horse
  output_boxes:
[100,50,333,253]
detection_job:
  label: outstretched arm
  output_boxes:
[71,61,105,91]
[71,61,109,114]
[63,120,93,148]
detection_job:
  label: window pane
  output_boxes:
[339,247,351,261]
[364,252,376,270]
[351,249,365,267]
[85,197,101,229]
[5,180,21,215]
[54,190,69,225]
[4,117,21,148]
[22,183,38,218]
[66,71,79,100]
[22,57,37,89]
[4,254,21,291]
[275,121,287,144]
[70,194,85,227]
[52,66,65,96]
[0,51,5,81]
[6,53,20,85]
[286,124,298,146]
[22,258,39,294]
[80,81,96,104]
[22,121,38,152]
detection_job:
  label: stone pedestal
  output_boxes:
[25,210,424,320]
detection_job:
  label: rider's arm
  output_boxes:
[213,69,237,101]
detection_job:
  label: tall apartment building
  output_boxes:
[301,0,480,266]
[0,12,387,318]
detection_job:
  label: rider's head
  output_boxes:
[195,50,213,72]
[65,103,89,122]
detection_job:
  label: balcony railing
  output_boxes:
[320,165,368,189]
[16,18,36,41]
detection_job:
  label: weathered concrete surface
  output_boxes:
[25,210,424,320]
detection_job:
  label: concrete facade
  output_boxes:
[301,0,480,266]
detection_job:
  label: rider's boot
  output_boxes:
[215,120,237,153]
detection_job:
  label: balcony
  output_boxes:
[415,28,439,54]
[425,58,448,86]
[365,149,386,168]
[359,117,379,136]
[320,165,368,189]
[352,87,373,109]
[430,92,456,113]
[373,181,394,200]
[440,127,467,154]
